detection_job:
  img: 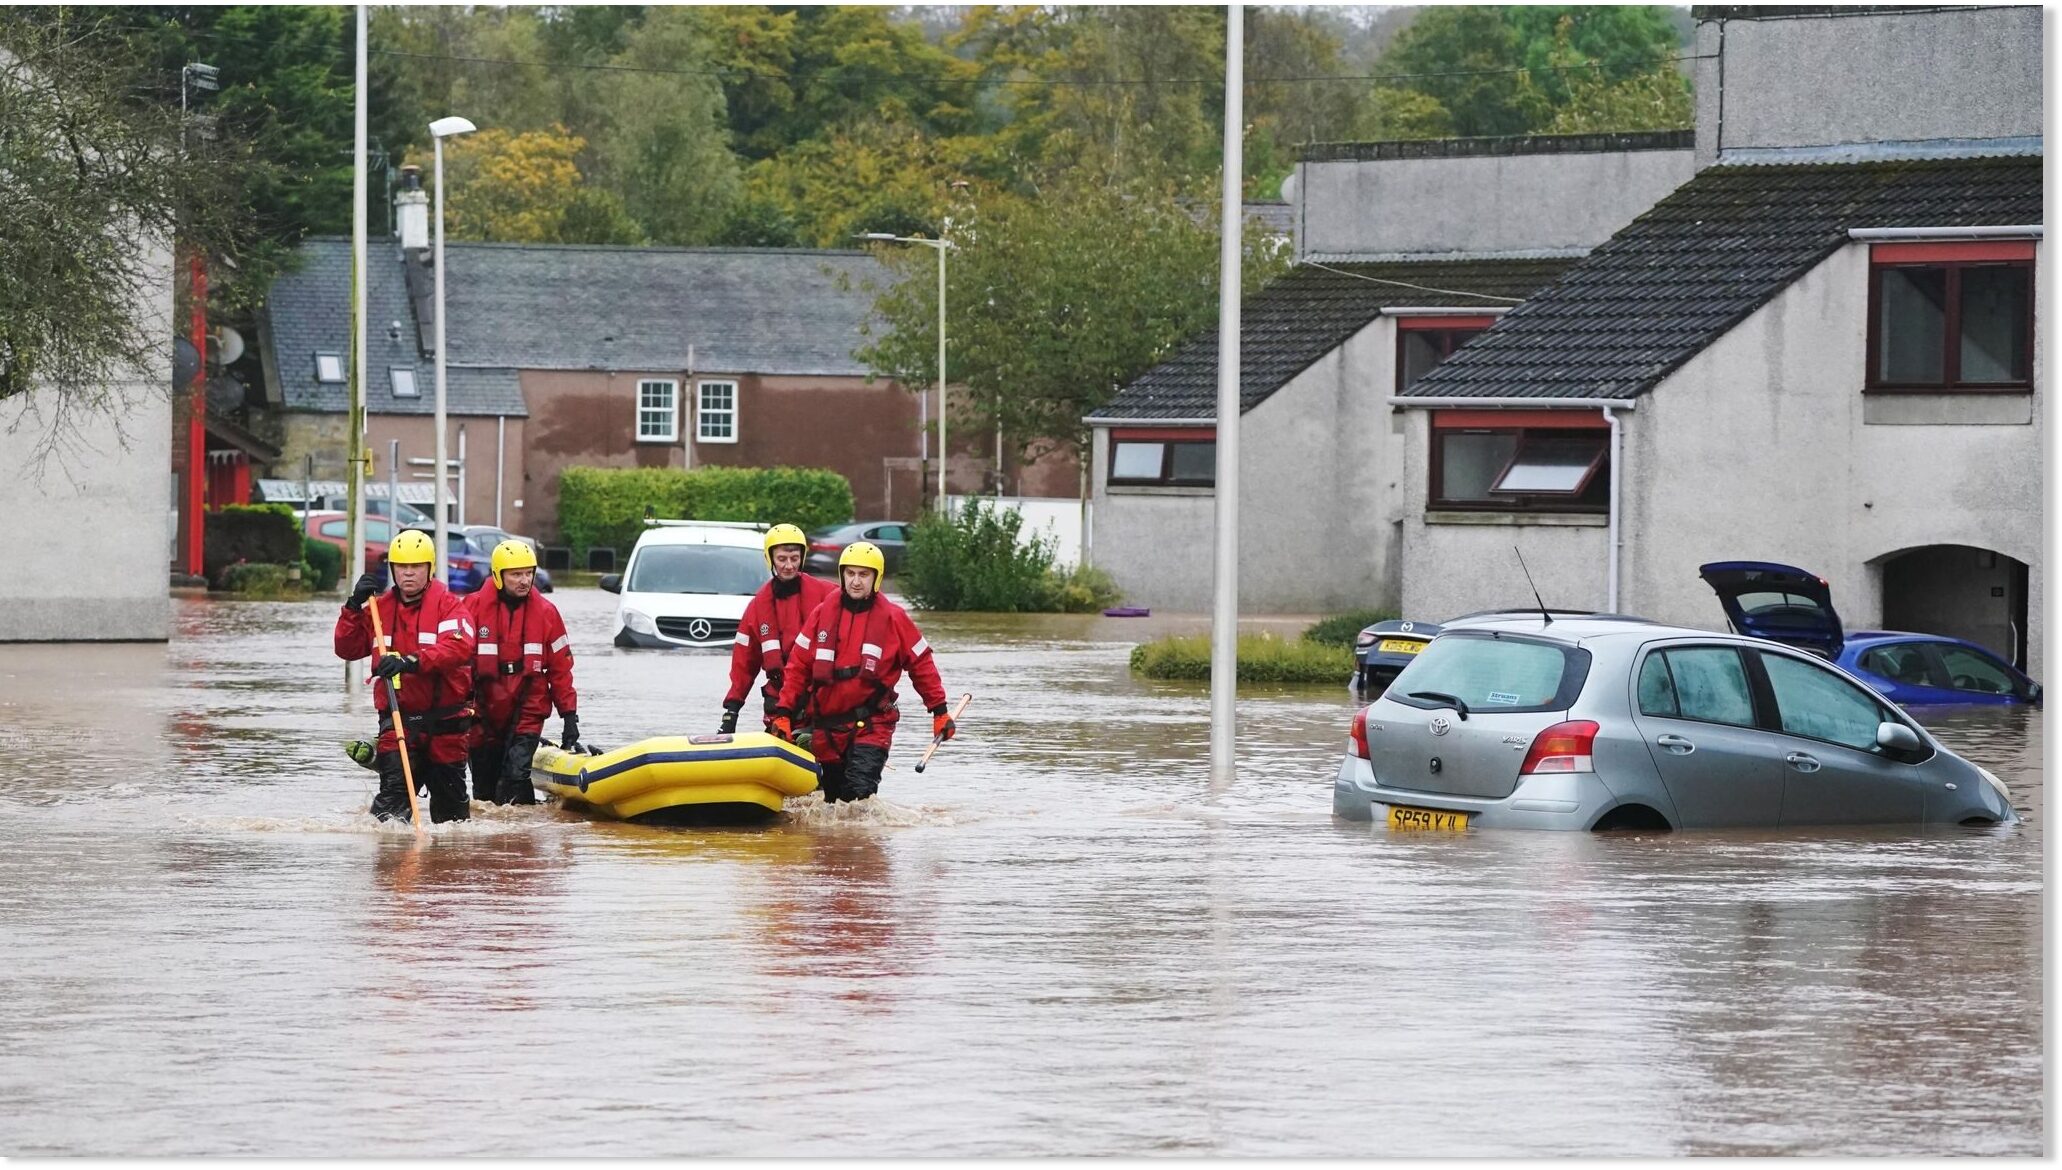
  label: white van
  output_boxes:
[601,521,769,649]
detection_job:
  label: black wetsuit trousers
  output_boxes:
[469,734,542,806]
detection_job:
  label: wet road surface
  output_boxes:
[0,589,2042,1155]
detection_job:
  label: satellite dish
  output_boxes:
[205,374,245,415]
[172,336,201,388]
[211,325,245,366]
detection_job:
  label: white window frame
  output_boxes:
[636,379,679,443]
[389,367,419,398]
[697,379,739,444]
[314,352,345,383]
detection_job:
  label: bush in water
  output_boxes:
[219,562,307,599]
[556,465,855,562]
[1130,632,1354,683]
[203,504,301,587]
[900,500,1119,613]
[301,536,342,591]
[901,499,1054,611]
[1301,608,1399,647]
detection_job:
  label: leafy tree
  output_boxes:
[586,7,742,245]
[741,120,1007,247]
[854,178,1289,480]
[1369,6,1687,139]
[0,9,270,445]
[421,126,643,245]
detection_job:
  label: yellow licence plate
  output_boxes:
[1377,639,1426,654]
[1387,805,1471,831]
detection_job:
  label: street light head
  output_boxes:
[428,116,477,139]
[856,232,900,241]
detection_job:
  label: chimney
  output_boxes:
[395,164,429,251]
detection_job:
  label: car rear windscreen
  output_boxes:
[626,545,767,595]
[1383,632,1589,714]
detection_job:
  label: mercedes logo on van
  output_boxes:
[687,618,713,640]
[1429,716,1451,736]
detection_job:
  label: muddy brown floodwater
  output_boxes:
[0,589,2042,1155]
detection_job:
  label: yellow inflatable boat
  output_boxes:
[531,732,820,823]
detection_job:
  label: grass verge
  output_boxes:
[1130,632,1354,684]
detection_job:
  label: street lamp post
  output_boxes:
[860,233,950,512]
[428,115,476,583]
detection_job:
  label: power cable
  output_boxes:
[1302,261,1527,305]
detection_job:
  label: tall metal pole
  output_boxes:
[936,240,948,513]
[346,5,368,689]
[388,440,401,548]
[456,424,467,528]
[432,133,451,584]
[1208,4,1244,791]
[495,414,505,528]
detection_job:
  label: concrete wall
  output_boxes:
[277,411,525,535]
[1694,8,2044,165]
[1396,243,2044,676]
[519,369,925,544]
[0,246,173,641]
[1299,148,1694,258]
[1090,317,1405,614]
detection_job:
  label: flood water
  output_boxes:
[0,588,2043,1155]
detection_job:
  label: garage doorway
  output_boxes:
[1878,545,2029,667]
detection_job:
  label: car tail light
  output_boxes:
[1520,720,1598,775]
[810,541,839,552]
[1349,706,1370,759]
[450,556,475,572]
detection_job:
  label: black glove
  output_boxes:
[372,653,417,680]
[559,713,580,751]
[347,572,383,610]
[718,701,741,735]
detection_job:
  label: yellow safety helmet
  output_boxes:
[838,540,885,586]
[386,529,436,566]
[490,538,538,589]
[763,523,809,573]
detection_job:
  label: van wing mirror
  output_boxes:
[2028,682,2043,706]
[599,574,622,594]
[1876,721,1923,755]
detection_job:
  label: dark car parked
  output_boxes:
[1352,619,1443,695]
[460,525,553,593]
[806,521,913,575]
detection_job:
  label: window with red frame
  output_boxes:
[1397,315,1497,393]
[1108,428,1216,487]
[1868,241,2033,390]
[1430,410,1609,513]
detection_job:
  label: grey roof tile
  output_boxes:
[262,239,896,416]
[1405,155,2043,400]
[1087,257,1576,421]
[442,243,888,376]
[262,239,527,416]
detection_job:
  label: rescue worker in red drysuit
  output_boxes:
[333,529,478,822]
[771,540,955,803]
[463,539,580,805]
[720,523,836,735]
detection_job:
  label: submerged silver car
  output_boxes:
[1333,613,2017,831]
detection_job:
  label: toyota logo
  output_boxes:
[1429,717,1450,736]
[687,618,714,640]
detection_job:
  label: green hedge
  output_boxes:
[1302,609,1399,647]
[557,466,855,560]
[1130,632,1354,683]
[301,536,342,591]
[203,504,302,586]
